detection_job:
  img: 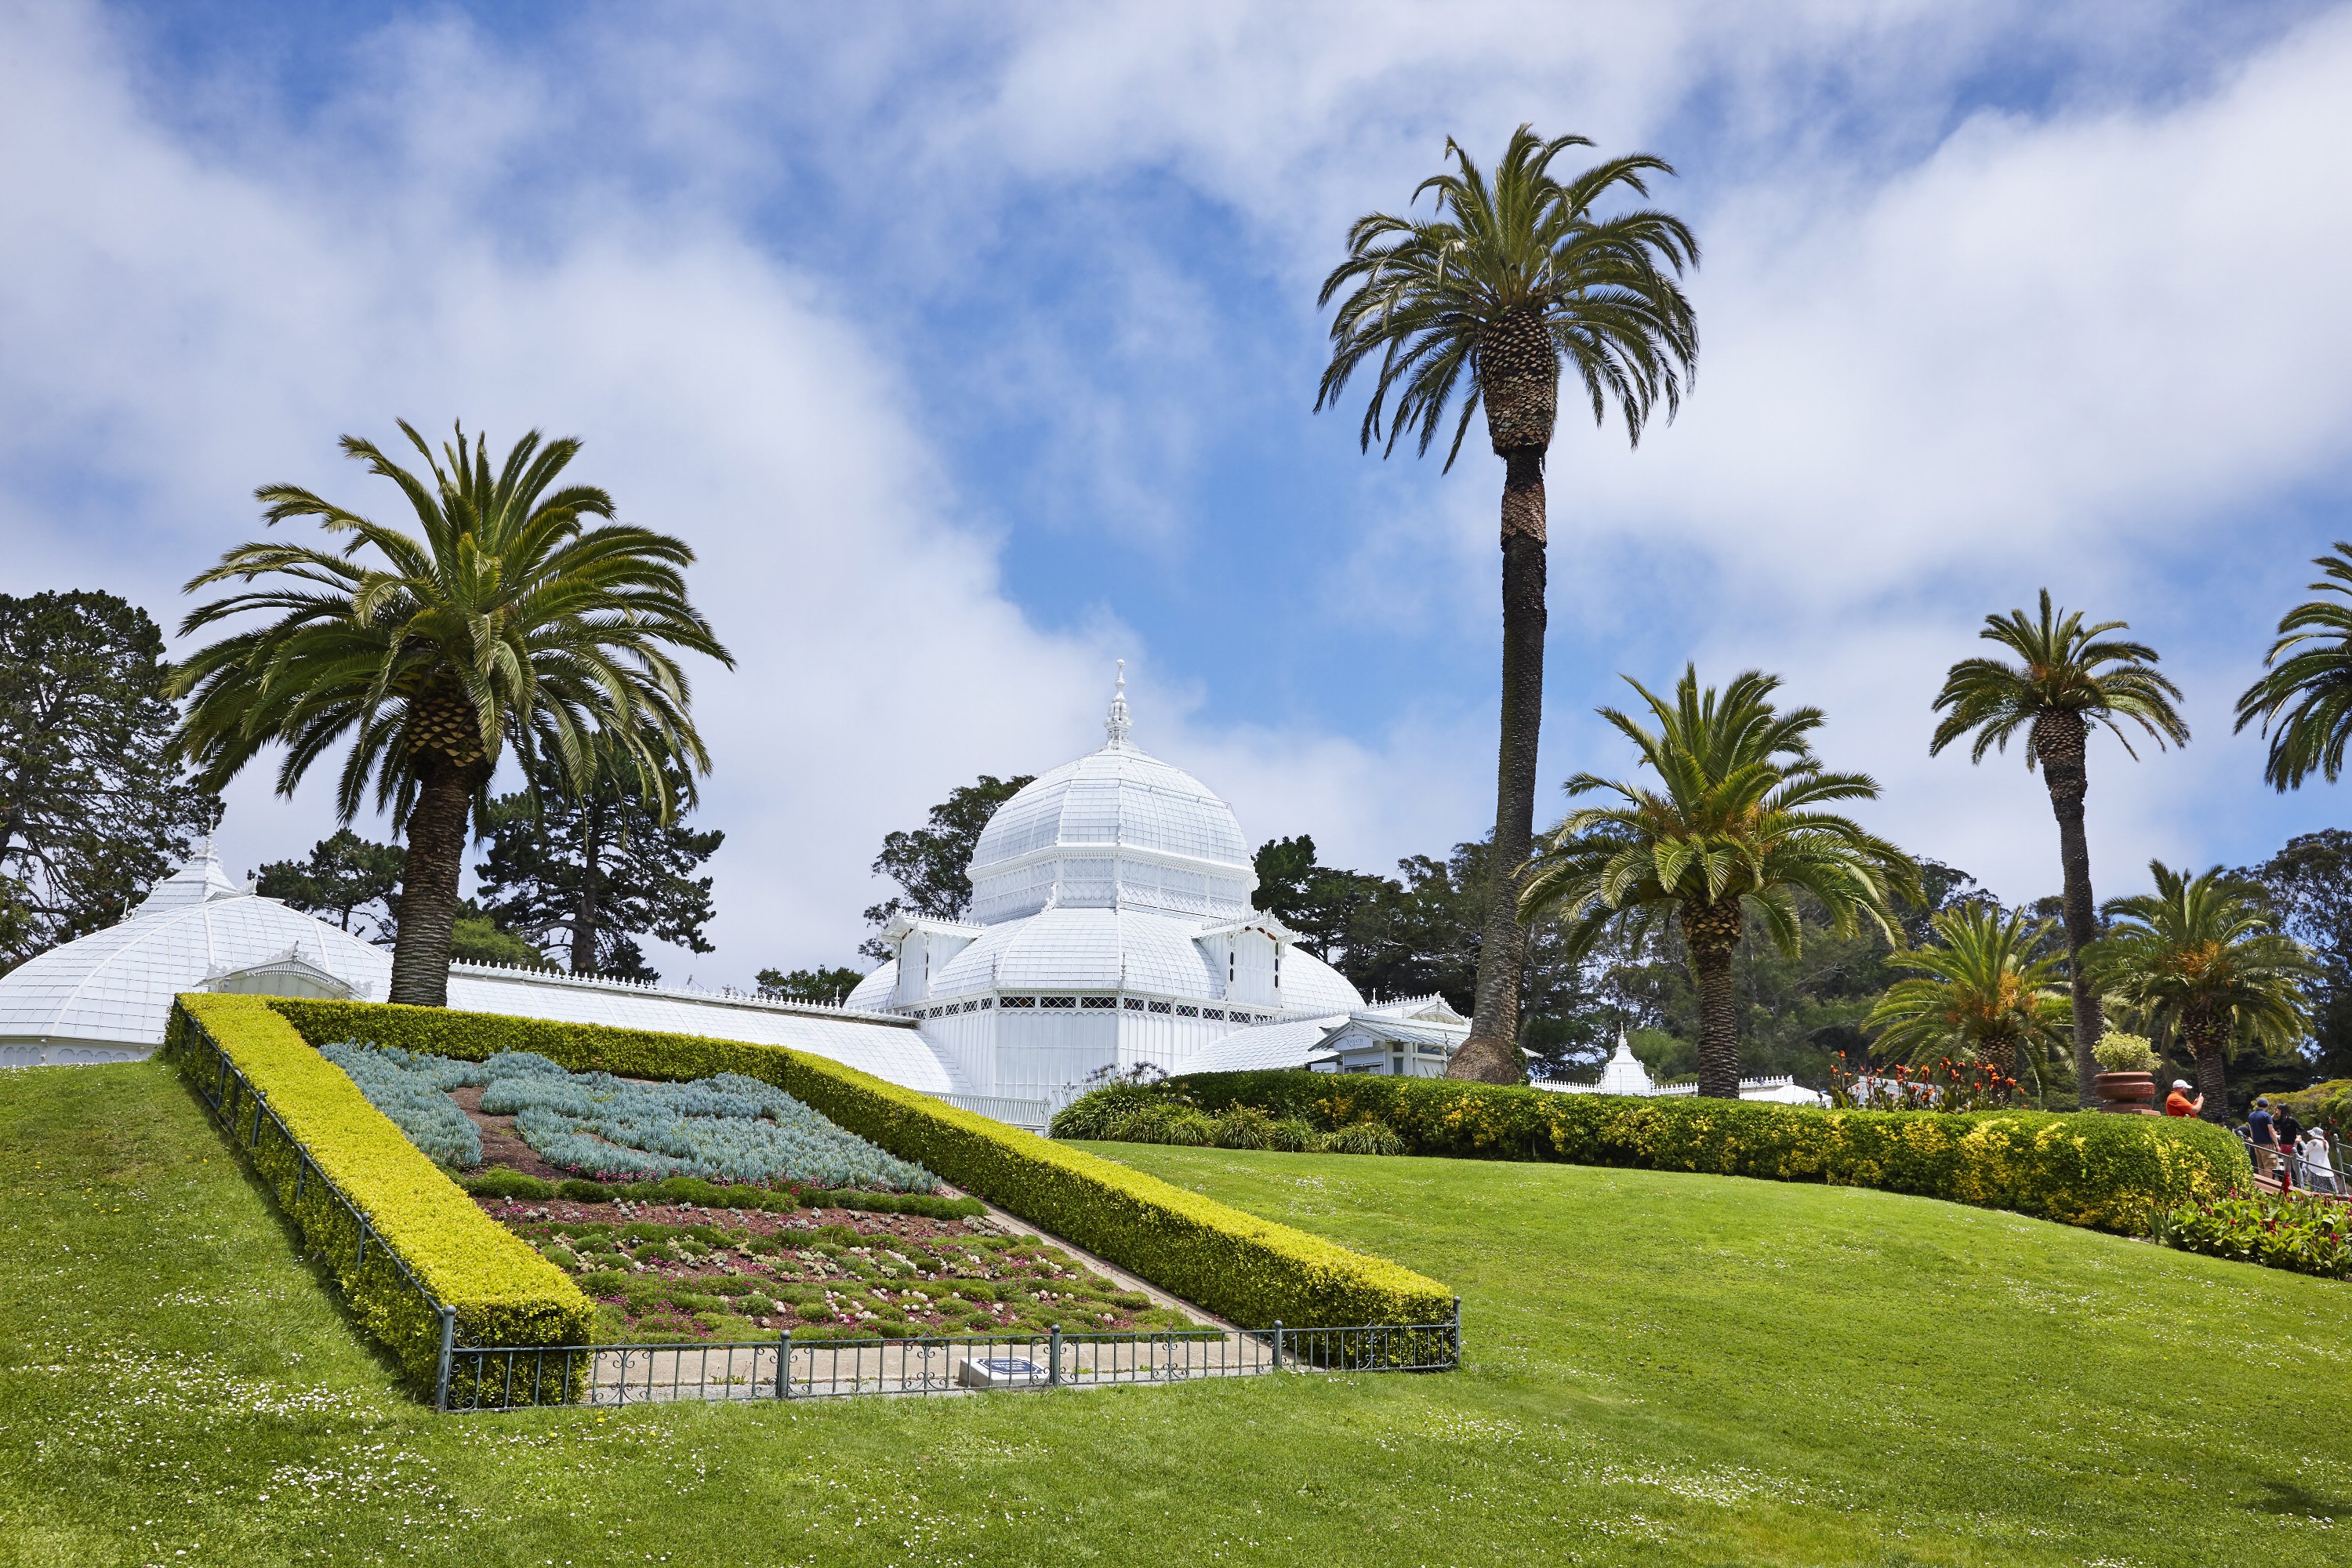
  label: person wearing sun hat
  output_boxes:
[2161,1079,2202,1118]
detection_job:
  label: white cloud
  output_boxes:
[3,0,2348,987]
[0,0,1485,980]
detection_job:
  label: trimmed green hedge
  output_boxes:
[262,997,1454,1327]
[165,996,593,1388]
[1134,1071,2249,1235]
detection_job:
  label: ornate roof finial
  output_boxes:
[1105,659,1132,746]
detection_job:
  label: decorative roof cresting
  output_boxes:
[1105,659,1133,748]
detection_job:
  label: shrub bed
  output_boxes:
[1064,1071,2249,1236]
[261,998,1455,1328]
[165,996,593,1388]
[2159,1189,2352,1279]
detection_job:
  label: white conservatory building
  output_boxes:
[0,676,1467,1129]
[846,676,1470,1119]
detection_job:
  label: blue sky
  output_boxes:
[4,1,2350,985]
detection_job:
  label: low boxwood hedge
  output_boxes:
[260,997,1454,1328]
[1120,1070,2249,1236]
[165,995,593,1388]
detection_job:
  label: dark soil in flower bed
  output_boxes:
[448,1084,568,1181]
[477,1194,1195,1344]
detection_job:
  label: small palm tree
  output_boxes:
[2236,542,2352,789]
[1865,905,2072,1097]
[1521,667,1917,1098]
[2085,862,2315,1122]
[172,423,731,1007]
[1929,591,2187,1107]
[1316,125,1698,1085]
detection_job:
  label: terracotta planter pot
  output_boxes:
[2094,1071,2156,1113]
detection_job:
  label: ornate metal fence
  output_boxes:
[439,1306,1463,1411]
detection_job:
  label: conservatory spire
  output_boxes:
[1105,660,1132,747]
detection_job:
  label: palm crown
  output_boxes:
[1523,667,1915,1098]
[1315,124,1699,468]
[2234,541,2352,789]
[1523,667,1918,955]
[2085,861,2314,1118]
[172,421,730,1007]
[173,423,728,822]
[1929,590,2187,767]
[1864,904,2072,1090]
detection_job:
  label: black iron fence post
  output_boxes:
[776,1330,791,1399]
[1451,1297,1462,1366]
[1047,1325,1061,1388]
[1272,1321,1283,1371]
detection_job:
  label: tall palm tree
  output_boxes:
[1929,591,2187,1107]
[173,423,731,1007]
[2085,862,2315,1123]
[1521,666,1916,1098]
[2236,541,2352,789]
[1865,905,2072,1097]
[1316,125,1698,1085]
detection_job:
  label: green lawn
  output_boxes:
[3,1060,2347,1567]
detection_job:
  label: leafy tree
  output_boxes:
[1930,591,2187,1106]
[1250,834,1396,967]
[2235,829,2352,1078]
[1250,833,1611,1080]
[859,774,1034,960]
[448,901,554,970]
[1865,906,2072,1094]
[172,423,729,1006]
[1316,125,1698,1084]
[1522,666,1916,1098]
[757,965,866,1005]
[2236,541,2352,788]
[2086,862,2316,1122]
[253,829,405,943]
[0,590,218,969]
[473,756,722,981]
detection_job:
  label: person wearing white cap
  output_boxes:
[2161,1079,2204,1118]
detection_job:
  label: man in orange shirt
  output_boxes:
[2162,1079,2204,1118]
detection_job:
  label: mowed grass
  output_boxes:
[2,1062,2347,1568]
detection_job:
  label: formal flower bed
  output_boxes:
[474,1193,1196,1342]
[2158,1189,2352,1280]
[320,1040,935,1192]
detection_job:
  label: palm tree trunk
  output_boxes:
[2189,1018,2229,1126]
[1450,448,1547,1084]
[2034,713,2103,1109]
[388,763,477,1007]
[1682,898,1745,1098]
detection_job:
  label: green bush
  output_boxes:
[261,996,1454,1328]
[465,1168,554,1201]
[165,996,593,1393]
[1073,1069,2251,1236]
[1313,1121,1407,1156]
[2161,1189,2352,1279]
[555,1178,611,1203]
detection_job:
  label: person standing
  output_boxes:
[2300,1128,2343,1196]
[2163,1079,2204,1117]
[2249,1098,2279,1183]
[2273,1101,2304,1192]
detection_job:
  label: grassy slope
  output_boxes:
[1,1062,2344,1568]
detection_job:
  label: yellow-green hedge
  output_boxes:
[165,995,593,1386]
[265,997,1455,1327]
